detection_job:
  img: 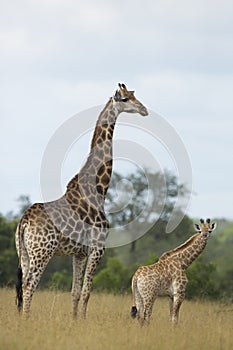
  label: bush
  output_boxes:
[93,257,131,293]
[186,257,219,299]
[48,270,72,291]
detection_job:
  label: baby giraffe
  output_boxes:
[131,218,216,325]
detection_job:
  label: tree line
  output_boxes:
[0,171,232,301]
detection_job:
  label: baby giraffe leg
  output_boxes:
[144,301,154,325]
[169,296,174,322]
[171,293,185,324]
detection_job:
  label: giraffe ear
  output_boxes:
[118,83,127,90]
[194,224,201,232]
[211,222,217,231]
[114,90,121,101]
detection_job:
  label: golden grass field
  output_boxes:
[0,289,232,350]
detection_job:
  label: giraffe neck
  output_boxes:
[66,98,119,202]
[163,233,208,269]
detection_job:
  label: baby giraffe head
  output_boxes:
[194,218,217,238]
[113,83,148,116]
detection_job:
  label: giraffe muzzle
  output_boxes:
[140,106,148,116]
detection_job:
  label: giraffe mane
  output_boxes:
[66,173,79,190]
[160,233,199,259]
[90,98,113,150]
[66,98,113,191]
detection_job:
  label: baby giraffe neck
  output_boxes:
[179,234,208,269]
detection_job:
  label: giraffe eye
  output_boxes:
[121,98,129,102]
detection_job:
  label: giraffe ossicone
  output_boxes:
[15,83,148,318]
[131,218,217,325]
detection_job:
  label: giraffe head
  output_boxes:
[113,83,148,116]
[194,218,217,238]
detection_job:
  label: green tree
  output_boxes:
[16,195,31,215]
[186,257,219,299]
[93,257,131,293]
[143,252,159,266]
[106,169,190,253]
[0,188,231,301]
[47,269,72,291]
[0,214,18,286]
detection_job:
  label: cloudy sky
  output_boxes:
[1,0,233,221]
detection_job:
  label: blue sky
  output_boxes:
[1,0,233,220]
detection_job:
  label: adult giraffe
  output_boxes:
[15,83,148,318]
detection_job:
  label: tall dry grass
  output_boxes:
[0,289,232,350]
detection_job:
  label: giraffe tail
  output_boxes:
[131,276,138,319]
[15,221,26,312]
[131,306,137,318]
[16,266,23,312]
[131,274,144,321]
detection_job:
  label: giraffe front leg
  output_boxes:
[169,296,174,322]
[171,293,185,324]
[71,255,87,319]
[80,249,104,318]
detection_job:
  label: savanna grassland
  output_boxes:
[0,289,232,350]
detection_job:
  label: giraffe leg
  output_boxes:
[135,298,145,326]
[22,255,53,318]
[171,293,185,324]
[133,280,145,326]
[16,249,29,313]
[143,297,156,326]
[80,249,104,318]
[71,255,87,319]
[169,296,174,321]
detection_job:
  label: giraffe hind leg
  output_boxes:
[16,241,30,313]
[131,278,138,319]
[143,301,154,325]
[137,289,156,326]
[22,266,43,317]
[22,252,54,317]
[134,282,145,326]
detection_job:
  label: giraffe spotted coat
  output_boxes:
[131,219,216,325]
[15,83,148,318]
